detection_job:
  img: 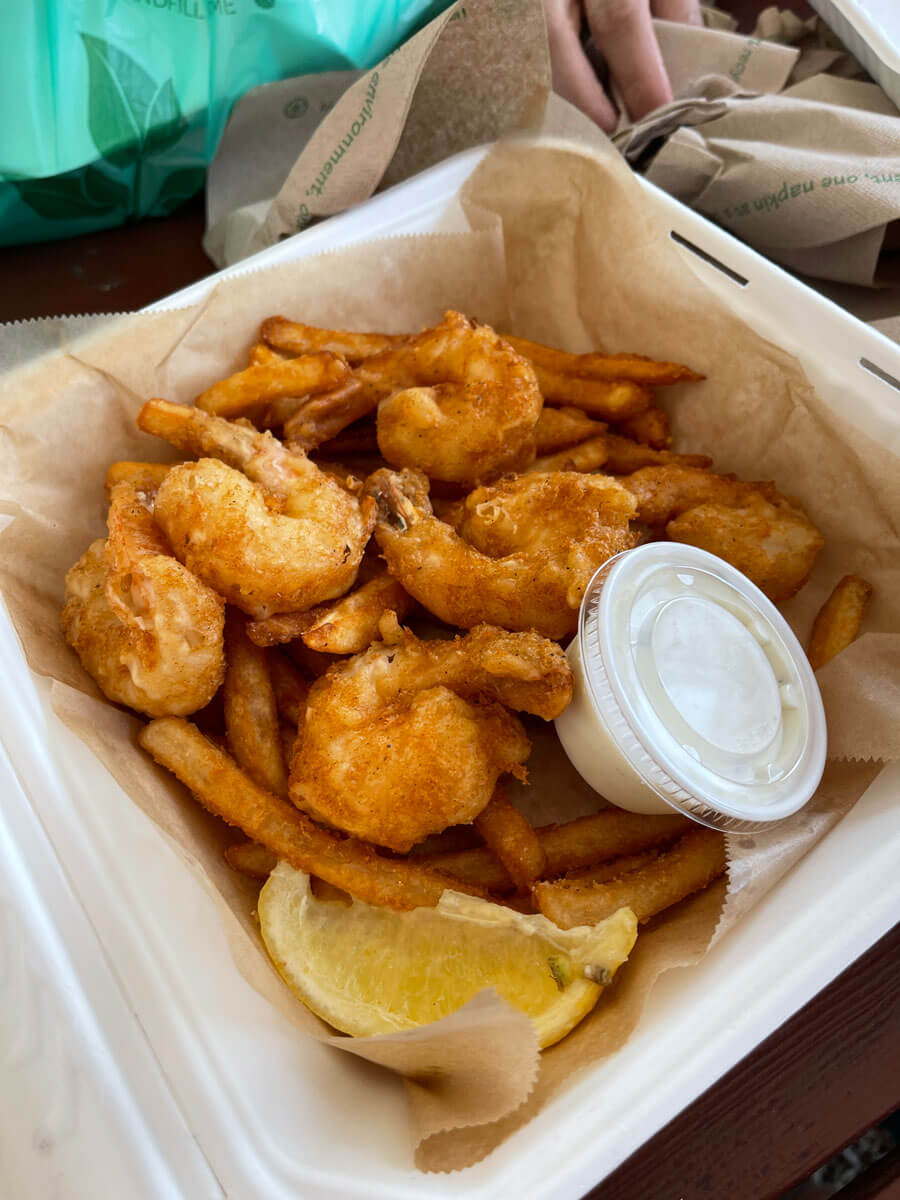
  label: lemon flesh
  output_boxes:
[259,863,638,1048]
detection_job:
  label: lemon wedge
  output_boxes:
[258,863,638,1048]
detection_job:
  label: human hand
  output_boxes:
[544,0,703,132]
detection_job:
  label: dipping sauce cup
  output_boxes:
[555,544,827,834]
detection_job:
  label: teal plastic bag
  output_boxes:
[0,0,449,245]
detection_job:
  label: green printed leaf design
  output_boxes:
[80,33,186,166]
[143,79,188,156]
[12,165,130,220]
[151,167,206,216]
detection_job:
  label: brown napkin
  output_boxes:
[205,0,552,266]
[614,13,900,286]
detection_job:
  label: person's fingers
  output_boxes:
[651,0,703,25]
[544,0,620,132]
[586,0,673,122]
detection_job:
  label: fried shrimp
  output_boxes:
[284,313,543,485]
[370,313,543,485]
[621,465,775,525]
[668,494,824,601]
[62,480,225,717]
[137,399,375,619]
[367,468,637,638]
[622,465,824,600]
[289,625,572,852]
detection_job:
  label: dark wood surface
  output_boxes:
[2,0,896,1192]
[594,923,900,1199]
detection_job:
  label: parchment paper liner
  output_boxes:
[0,139,896,1172]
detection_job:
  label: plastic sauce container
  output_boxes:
[555,544,827,835]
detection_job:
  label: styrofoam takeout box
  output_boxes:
[1,146,899,1200]
[809,0,900,110]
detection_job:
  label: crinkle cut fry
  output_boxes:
[808,574,873,671]
[503,334,704,386]
[533,826,726,929]
[421,810,691,892]
[474,786,547,893]
[139,718,488,910]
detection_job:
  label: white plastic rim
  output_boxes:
[569,544,827,834]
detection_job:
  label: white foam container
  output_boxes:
[2,146,899,1199]
[810,0,900,110]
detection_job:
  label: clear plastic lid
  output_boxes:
[578,544,827,833]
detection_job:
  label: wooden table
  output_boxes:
[1,0,897,1190]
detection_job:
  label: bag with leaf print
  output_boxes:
[0,0,448,246]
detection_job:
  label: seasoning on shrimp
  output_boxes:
[61,479,225,717]
[137,399,375,619]
[367,468,637,639]
[289,624,572,853]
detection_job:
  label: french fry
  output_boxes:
[527,432,712,476]
[533,827,726,929]
[138,718,488,909]
[473,787,547,893]
[285,641,338,677]
[104,460,171,499]
[248,342,289,367]
[194,351,350,419]
[316,418,380,457]
[602,433,712,474]
[283,379,377,451]
[268,651,310,726]
[424,810,690,893]
[808,574,873,670]
[527,435,609,475]
[225,839,278,878]
[503,334,704,386]
[411,825,484,857]
[280,722,298,765]
[301,572,415,654]
[261,316,400,362]
[615,406,671,449]
[560,847,662,885]
[224,610,288,798]
[246,611,314,648]
[534,367,653,418]
[534,406,606,454]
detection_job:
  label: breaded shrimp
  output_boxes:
[367,468,637,638]
[621,466,823,600]
[289,625,572,852]
[621,465,775,525]
[61,481,225,717]
[137,400,375,619]
[282,313,543,485]
[371,313,543,484]
[668,493,825,601]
